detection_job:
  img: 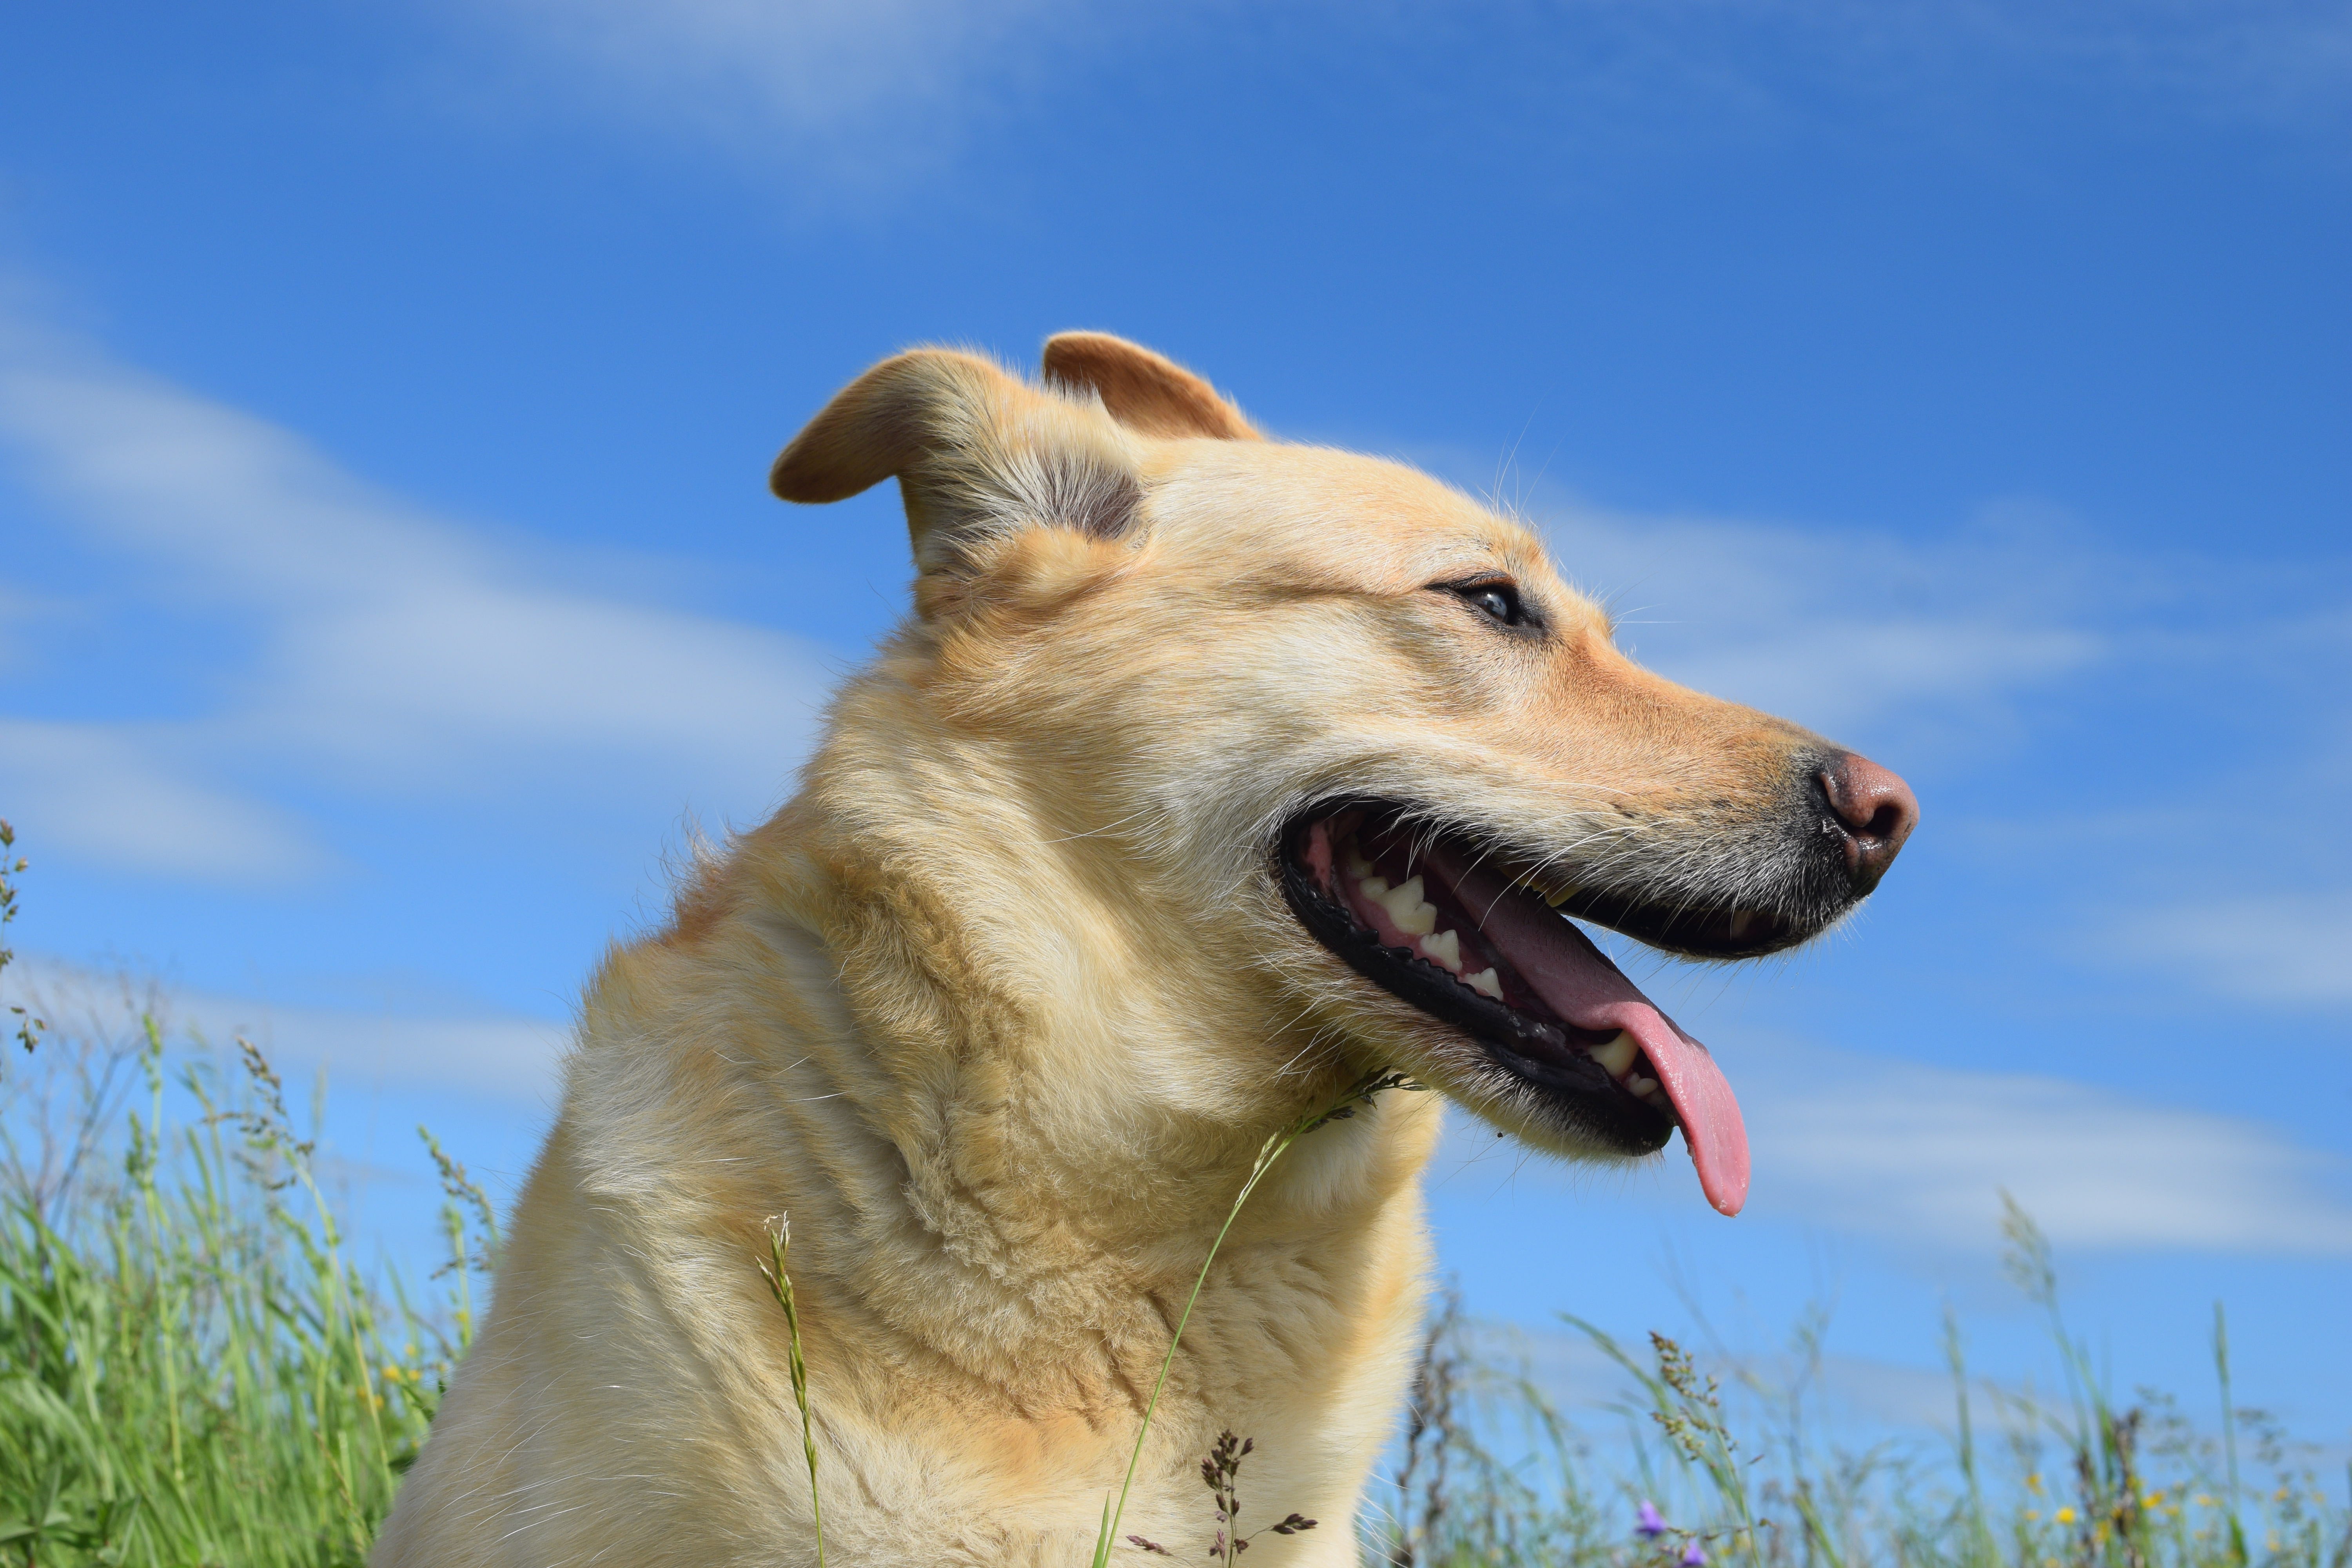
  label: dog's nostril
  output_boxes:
[1816,753,1919,870]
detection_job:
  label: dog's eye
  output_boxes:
[1445,579,1534,629]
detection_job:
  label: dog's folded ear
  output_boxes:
[771,348,1144,581]
[1041,333,1259,441]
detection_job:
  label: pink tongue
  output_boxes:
[1429,848,1751,1216]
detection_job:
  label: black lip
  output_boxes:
[1545,887,1802,960]
[1276,806,1674,1154]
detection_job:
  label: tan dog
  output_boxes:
[372,335,1915,1566]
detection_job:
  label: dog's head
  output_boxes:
[772,335,1916,1216]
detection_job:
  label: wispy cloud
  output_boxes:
[455,0,1079,181]
[1745,1040,2352,1254]
[0,321,837,880]
[2104,894,2352,1009]
[0,720,328,881]
[1367,455,2118,753]
[14,958,565,1105]
[1526,495,2107,748]
[444,0,2350,185]
[1478,1317,2037,1434]
[1434,1037,2352,1256]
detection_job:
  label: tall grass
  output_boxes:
[0,986,493,1565]
[1368,1223,2351,1568]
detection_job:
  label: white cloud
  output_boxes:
[11,958,565,1105]
[1356,463,2109,749]
[2105,894,2352,1008]
[202,998,566,1106]
[1432,1038,2352,1256]
[0,720,327,880]
[444,0,2350,183]
[1472,1317,2017,1433]
[1528,497,2105,744]
[457,0,1078,179]
[1743,1040,2352,1254]
[0,322,838,879]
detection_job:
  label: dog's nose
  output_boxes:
[1817,752,1918,889]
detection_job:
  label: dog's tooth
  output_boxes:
[1590,1030,1637,1079]
[1358,875,1389,899]
[1626,1074,1659,1098]
[1380,876,1438,936]
[1543,882,1580,908]
[1345,848,1375,879]
[1418,929,1463,972]
[1728,910,1754,940]
[1465,967,1503,1000]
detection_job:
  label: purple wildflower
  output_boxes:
[1681,1542,1708,1566]
[1637,1502,1668,1539]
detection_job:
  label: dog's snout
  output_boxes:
[1816,752,1918,889]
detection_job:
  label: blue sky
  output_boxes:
[2,0,2348,1449]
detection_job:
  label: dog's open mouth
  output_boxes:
[1279,803,1752,1216]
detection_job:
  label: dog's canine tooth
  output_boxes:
[1379,876,1438,935]
[1358,874,1389,899]
[1543,882,1580,908]
[1590,1030,1638,1080]
[1417,929,1463,972]
[1465,967,1503,1000]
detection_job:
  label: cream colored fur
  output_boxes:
[372,334,1828,1566]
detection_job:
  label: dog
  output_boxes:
[371,333,1916,1566]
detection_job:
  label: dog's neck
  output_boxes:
[603,654,1444,1428]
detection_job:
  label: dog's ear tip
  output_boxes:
[1039,329,1129,366]
[1041,331,1259,442]
[766,447,808,502]
[768,435,867,505]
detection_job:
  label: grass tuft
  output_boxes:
[0,970,492,1564]
[1369,1214,2351,1568]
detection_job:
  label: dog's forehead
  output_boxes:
[1150,442,1558,587]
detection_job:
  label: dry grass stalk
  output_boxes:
[760,1214,825,1567]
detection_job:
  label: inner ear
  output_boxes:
[1042,333,1260,441]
